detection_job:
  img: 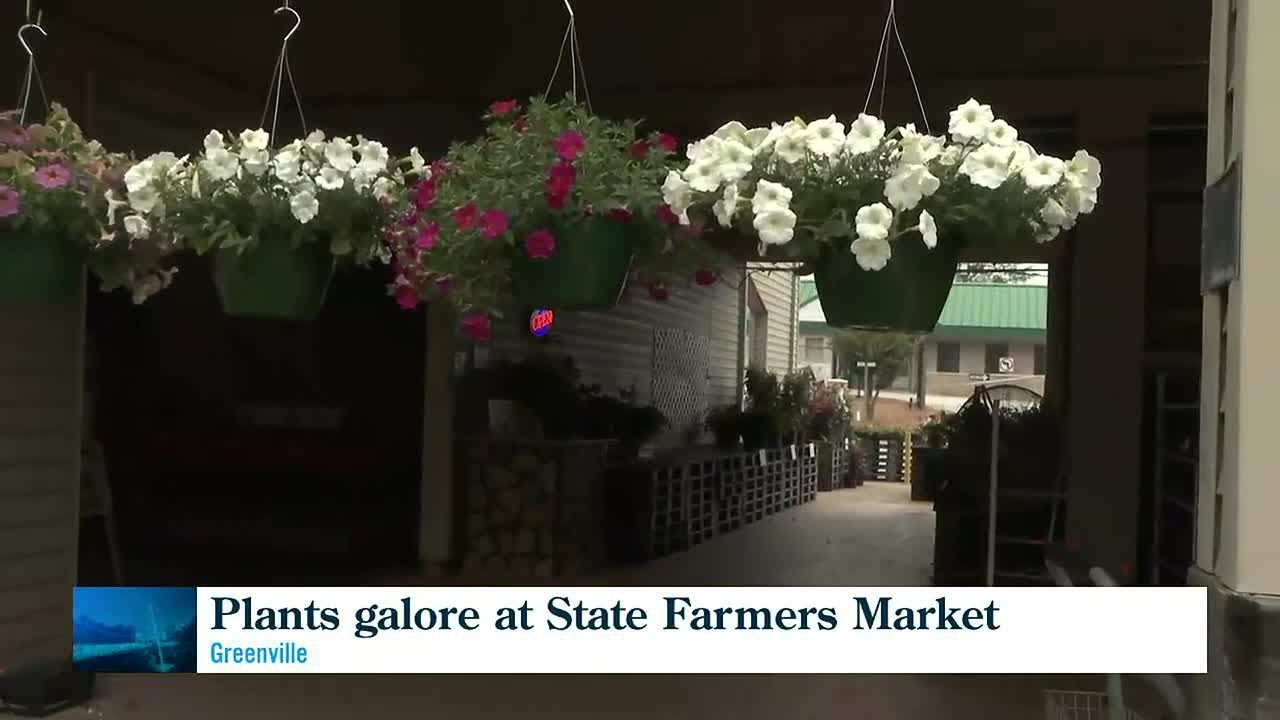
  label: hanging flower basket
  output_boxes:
[118,127,416,322]
[510,218,635,311]
[813,233,961,332]
[0,229,82,304]
[385,97,726,339]
[213,237,335,321]
[0,105,178,306]
[665,99,1103,332]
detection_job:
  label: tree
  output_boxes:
[830,329,918,421]
[954,262,1038,283]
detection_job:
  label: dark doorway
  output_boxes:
[85,255,426,586]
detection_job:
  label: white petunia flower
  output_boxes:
[201,148,241,181]
[241,149,270,177]
[274,158,302,185]
[743,127,770,150]
[1069,183,1098,215]
[124,160,155,193]
[408,147,427,173]
[239,129,270,152]
[1065,150,1102,191]
[917,209,938,249]
[753,207,798,246]
[898,124,944,165]
[191,170,201,199]
[938,145,963,166]
[960,144,1013,189]
[714,183,742,228]
[948,98,995,143]
[773,124,808,164]
[357,139,390,173]
[1040,198,1069,228]
[805,115,846,157]
[884,164,941,211]
[128,185,161,214]
[325,138,357,172]
[290,190,320,223]
[850,235,892,271]
[317,166,346,191]
[845,114,886,155]
[716,140,754,183]
[373,176,397,201]
[684,159,723,193]
[123,215,151,240]
[686,136,724,163]
[203,130,226,153]
[1009,140,1037,171]
[164,155,192,180]
[985,119,1018,147]
[855,202,894,241]
[1022,154,1066,189]
[714,121,749,143]
[752,179,793,215]
[662,171,694,213]
[104,190,129,226]
[349,165,376,192]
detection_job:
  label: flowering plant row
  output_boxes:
[663,98,1102,271]
[0,105,177,302]
[386,97,725,338]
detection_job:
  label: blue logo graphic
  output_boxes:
[72,587,198,673]
[529,309,555,337]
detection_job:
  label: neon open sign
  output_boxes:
[529,309,555,337]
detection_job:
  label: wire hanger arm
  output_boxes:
[16,4,48,125]
[544,0,591,110]
[861,0,930,133]
[259,2,307,140]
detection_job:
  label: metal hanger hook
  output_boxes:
[275,5,301,46]
[18,22,46,58]
[562,0,574,19]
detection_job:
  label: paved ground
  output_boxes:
[67,485,1143,720]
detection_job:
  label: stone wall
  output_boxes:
[459,440,611,582]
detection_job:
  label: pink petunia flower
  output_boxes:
[655,133,679,154]
[0,184,21,219]
[461,313,492,342]
[0,127,30,148]
[656,203,681,227]
[434,275,454,296]
[489,99,520,117]
[545,190,568,210]
[546,162,577,195]
[479,210,509,239]
[416,222,441,250]
[629,140,650,159]
[695,269,718,287]
[413,178,438,210]
[452,202,478,230]
[513,117,527,135]
[553,130,586,161]
[33,163,73,190]
[394,285,420,310]
[524,229,557,260]
[648,283,670,302]
[609,208,634,223]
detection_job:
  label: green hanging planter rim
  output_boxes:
[0,227,84,305]
[212,238,336,322]
[509,217,637,312]
[812,235,962,334]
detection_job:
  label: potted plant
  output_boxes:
[385,97,725,338]
[117,128,418,321]
[0,104,177,304]
[778,368,816,444]
[705,405,743,449]
[664,100,1103,332]
[577,383,668,460]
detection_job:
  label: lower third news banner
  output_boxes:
[167,587,1208,674]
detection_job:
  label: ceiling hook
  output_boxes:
[18,17,46,59]
[275,4,301,46]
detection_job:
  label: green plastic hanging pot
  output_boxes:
[213,238,335,322]
[812,235,962,333]
[510,219,635,311]
[0,228,83,305]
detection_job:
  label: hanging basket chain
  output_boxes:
[259,1,308,141]
[16,1,49,125]
[543,0,591,110]
[861,0,930,134]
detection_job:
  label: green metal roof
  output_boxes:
[798,278,819,308]
[936,283,1047,332]
[798,282,1048,338]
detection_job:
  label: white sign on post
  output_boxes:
[998,357,1015,374]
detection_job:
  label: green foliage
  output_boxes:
[831,329,918,392]
[807,382,852,441]
[388,97,725,316]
